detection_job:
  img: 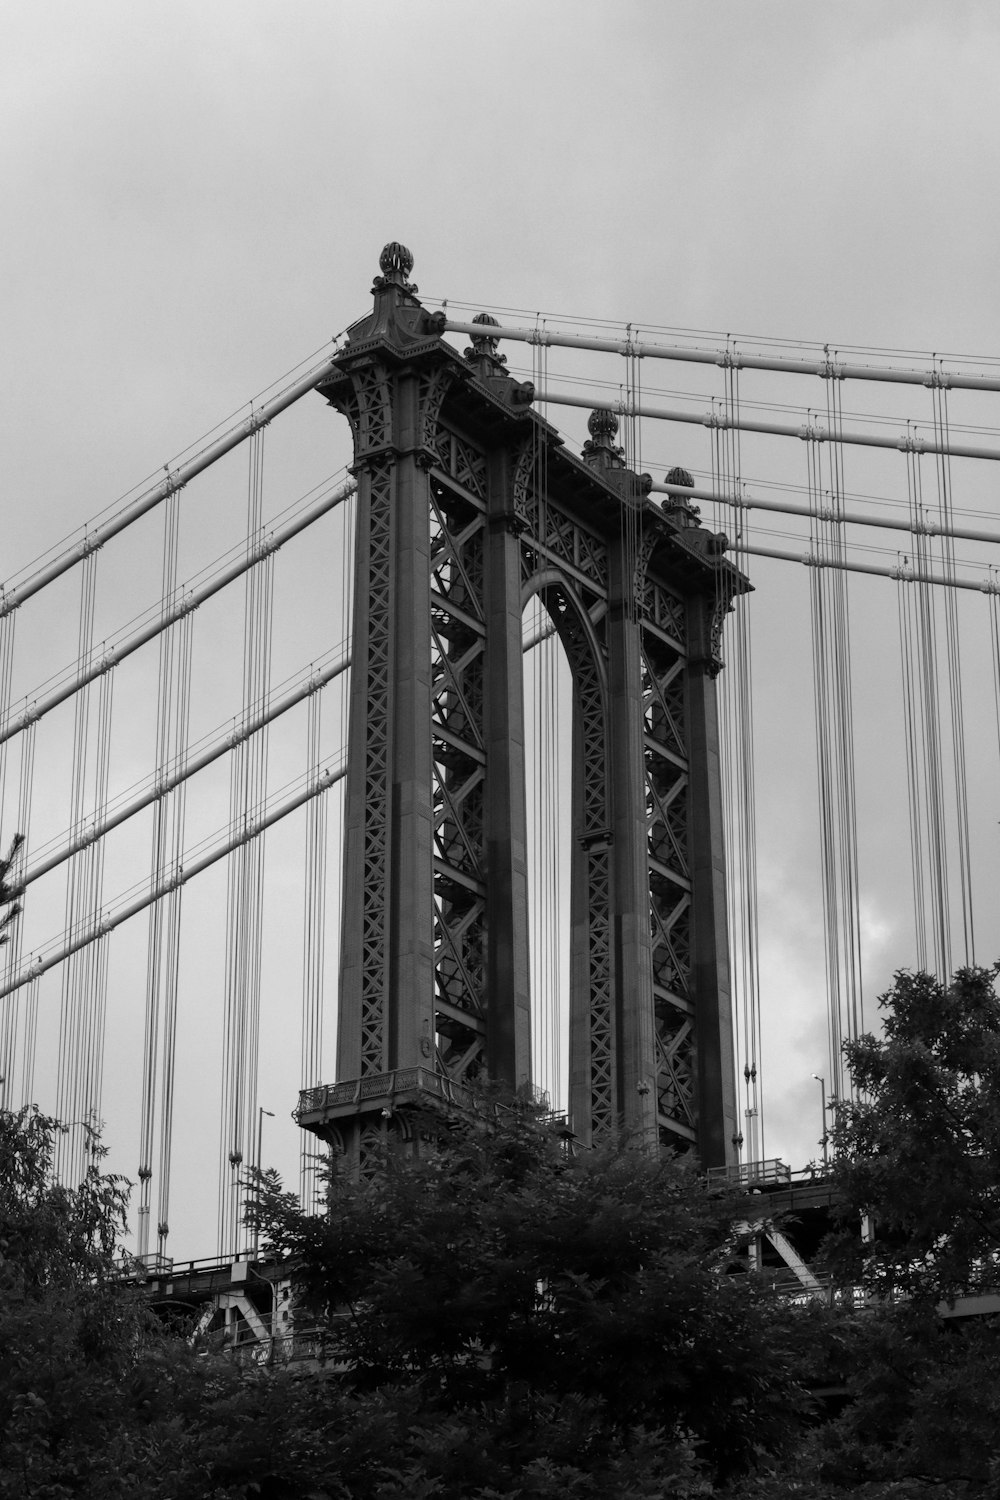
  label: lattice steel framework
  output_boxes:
[296,246,744,1170]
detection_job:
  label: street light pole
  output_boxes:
[252,1107,274,1259]
[811,1074,828,1169]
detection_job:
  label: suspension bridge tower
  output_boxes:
[297,244,746,1172]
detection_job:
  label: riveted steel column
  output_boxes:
[331,373,436,1082]
[387,371,436,1071]
[315,249,443,1145]
[606,522,657,1146]
[686,593,738,1169]
[482,447,532,1090]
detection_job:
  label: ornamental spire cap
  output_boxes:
[588,408,620,443]
[582,407,624,469]
[464,311,507,373]
[374,241,418,295]
[662,465,701,526]
[379,241,413,280]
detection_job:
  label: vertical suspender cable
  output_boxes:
[0,614,15,854]
[10,728,36,1107]
[897,567,929,972]
[932,378,974,965]
[55,551,100,1183]
[548,608,562,1109]
[300,682,327,1213]
[84,662,114,1138]
[541,333,557,1108]
[804,365,864,1107]
[137,489,182,1261]
[808,433,840,1099]
[528,326,549,1103]
[218,427,274,1258]
[156,605,192,1262]
[827,370,863,1086]
[715,350,763,1164]
[907,445,951,977]
[0,613,16,1105]
[989,579,1000,876]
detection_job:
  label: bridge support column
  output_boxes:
[687,591,739,1167]
[483,447,532,1090]
[606,526,658,1147]
[317,255,447,1170]
[296,246,744,1173]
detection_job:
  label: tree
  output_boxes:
[0,1104,322,1499]
[825,963,1000,1303]
[0,1104,151,1496]
[727,1298,1000,1499]
[253,1103,820,1495]
[741,964,1000,1499]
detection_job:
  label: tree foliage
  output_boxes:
[0,1105,315,1499]
[0,1099,820,1497]
[750,963,1000,1498]
[254,1105,817,1493]
[826,963,1000,1302]
[8,962,1000,1496]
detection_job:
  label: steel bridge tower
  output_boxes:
[297,244,745,1171]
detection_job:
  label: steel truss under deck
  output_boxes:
[296,245,745,1170]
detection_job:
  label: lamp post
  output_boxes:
[811,1074,829,1169]
[252,1107,274,1259]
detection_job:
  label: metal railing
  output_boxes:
[297,1069,552,1122]
[706,1157,793,1189]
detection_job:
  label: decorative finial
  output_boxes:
[464,311,507,373]
[374,242,417,295]
[588,408,620,443]
[662,466,700,526]
[582,407,624,469]
[379,241,413,279]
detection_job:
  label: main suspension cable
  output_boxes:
[0,350,344,620]
[440,315,1000,394]
[0,474,357,749]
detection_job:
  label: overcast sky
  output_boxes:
[3,2,1000,1257]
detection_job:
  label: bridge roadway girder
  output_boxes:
[134,1254,308,1368]
[303,243,749,1173]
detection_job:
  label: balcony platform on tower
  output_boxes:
[297,1066,480,1136]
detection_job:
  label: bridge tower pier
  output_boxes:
[296,245,746,1170]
